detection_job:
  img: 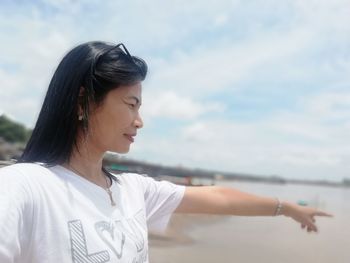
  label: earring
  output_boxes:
[78,115,83,121]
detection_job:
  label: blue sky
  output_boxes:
[0,0,349,181]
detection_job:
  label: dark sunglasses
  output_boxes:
[101,43,133,61]
[115,43,132,57]
[90,42,145,81]
[108,43,145,76]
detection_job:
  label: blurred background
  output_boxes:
[0,0,349,262]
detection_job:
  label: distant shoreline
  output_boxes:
[103,155,350,188]
[1,155,349,188]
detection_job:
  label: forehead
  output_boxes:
[109,82,142,100]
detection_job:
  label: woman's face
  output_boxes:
[85,82,143,154]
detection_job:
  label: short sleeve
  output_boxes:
[0,165,34,263]
[137,175,185,233]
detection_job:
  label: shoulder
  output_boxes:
[112,172,162,192]
[0,163,46,205]
[0,162,53,183]
[115,172,149,181]
[114,172,185,194]
[113,172,150,186]
[0,162,50,174]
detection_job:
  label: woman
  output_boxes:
[0,41,332,263]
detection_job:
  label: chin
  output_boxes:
[113,147,131,154]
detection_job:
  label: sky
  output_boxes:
[0,0,349,182]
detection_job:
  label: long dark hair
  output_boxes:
[18,41,147,180]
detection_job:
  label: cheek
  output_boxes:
[113,108,134,127]
[98,109,132,134]
[88,104,133,135]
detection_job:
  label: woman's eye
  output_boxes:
[129,104,136,108]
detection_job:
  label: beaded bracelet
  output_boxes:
[274,198,283,216]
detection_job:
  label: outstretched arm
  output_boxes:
[174,186,333,233]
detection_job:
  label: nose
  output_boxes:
[134,112,143,129]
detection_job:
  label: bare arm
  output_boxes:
[175,186,333,232]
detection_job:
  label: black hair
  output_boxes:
[18,41,147,180]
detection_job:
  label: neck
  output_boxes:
[62,135,107,187]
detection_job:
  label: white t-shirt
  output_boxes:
[0,163,185,263]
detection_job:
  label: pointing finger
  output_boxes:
[314,211,333,217]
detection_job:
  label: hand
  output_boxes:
[282,202,333,233]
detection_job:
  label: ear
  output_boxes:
[79,86,85,97]
[77,86,85,117]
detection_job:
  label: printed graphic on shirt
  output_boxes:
[68,209,147,263]
[68,220,110,263]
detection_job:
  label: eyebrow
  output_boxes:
[126,95,141,105]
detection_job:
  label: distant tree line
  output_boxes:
[0,114,32,144]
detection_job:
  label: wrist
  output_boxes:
[281,201,294,217]
[274,198,283,216]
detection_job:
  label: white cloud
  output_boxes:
[181,122,216,142]
[1,0,350,181]
[213,14,229,27]
[301,92,350,121]
[147,25,317,97]
[131,90,350,181]
[142,91,225,121]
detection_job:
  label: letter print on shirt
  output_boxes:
[68,220,110,263]
[119,209,146,252]
[68,209,148,262]
[95,221,126,259]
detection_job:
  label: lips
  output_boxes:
[124,134,136,142]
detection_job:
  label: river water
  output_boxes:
[149,180,349,263]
